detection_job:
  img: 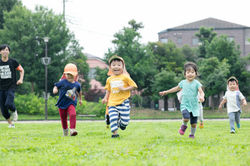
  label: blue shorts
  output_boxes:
[182,109,197,124]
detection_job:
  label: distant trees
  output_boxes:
[0,5,89,94]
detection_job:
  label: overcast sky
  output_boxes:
[21,0,250,58]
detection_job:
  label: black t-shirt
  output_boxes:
[0,58,19,90]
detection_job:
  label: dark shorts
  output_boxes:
[182,109,197,124]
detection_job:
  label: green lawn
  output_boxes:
[0,121,249,166]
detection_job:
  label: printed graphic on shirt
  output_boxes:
[110,80,124,94]
[65,87,77,101]
[0,65,12,79]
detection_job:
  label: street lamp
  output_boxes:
[41,37,51,120]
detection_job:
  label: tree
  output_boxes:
[198,57,230,108]
[99,20,157,96]
[0,5,89,94]
[0,0,20,29]
[195,27,217,58]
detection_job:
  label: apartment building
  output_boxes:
[158,17,250,57]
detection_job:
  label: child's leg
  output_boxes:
[59,108,68,129]
[235,110,241,129]
[67,104,76,129]
[228,112,236,133]
[118,99,130,130]
[179,109,189,135]
[109,106,119,134]
[189,113,198,138]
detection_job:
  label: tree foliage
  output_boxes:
[100,20,157,95]
[0,5,89,94]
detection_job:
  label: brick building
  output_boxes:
[158,17,250,57]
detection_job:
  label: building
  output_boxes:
[85,53,108,101]
[158,17,250,57]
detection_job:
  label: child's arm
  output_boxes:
[16,65,24,85]
[53,86,58,94]
[218,99,227,109]
[159,86,181,96]
[102,90,110,104]
[198,87,205,102]
[242,98,247,106]
[78,91,82,105]
[118,86,136,91]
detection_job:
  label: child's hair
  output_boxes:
[0,44,11,52]
[108,55,124,65]
[227,76,238,84]
[184,62,198,76]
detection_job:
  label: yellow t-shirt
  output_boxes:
[105,74,137,106]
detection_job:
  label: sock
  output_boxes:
[191,127,196,135]
[183,121,188,126]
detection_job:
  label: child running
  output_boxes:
[53,63,82,136]
[159,62,205,138]
[218,76,247,134]
[0,44,24,128]
[102,55,137,138]
[177,90,204,129]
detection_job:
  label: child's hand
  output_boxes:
[79,100,82,105]
[199,96,205,103]
[102,98,107,104]
[159,91,166,96]
[242,100,247,106]
[53,86,58,94]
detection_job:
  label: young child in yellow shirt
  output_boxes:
[102,55,137,138]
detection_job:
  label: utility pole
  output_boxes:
[63,0,65,20]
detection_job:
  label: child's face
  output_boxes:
[228,81,237,91]
[0,47,10,58]
[65,73,74,82]
[110,60,123,75]
[185,67,196,82]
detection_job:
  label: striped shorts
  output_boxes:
[108,99,130,132]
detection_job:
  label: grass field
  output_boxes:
[0,120,249,166]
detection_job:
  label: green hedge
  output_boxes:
[15,94,105,117]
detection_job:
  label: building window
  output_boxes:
[160,38,168,43]
[177,37,182,44]
[227,36,234,42]
[89,68,96,79]
[192,38,199,46]
[245,38,250,45]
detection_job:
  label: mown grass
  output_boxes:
[0,121,249,166]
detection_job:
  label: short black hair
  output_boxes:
[0,44,11,52]
[184,62,198,75]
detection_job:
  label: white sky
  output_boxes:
[21,0,250,58]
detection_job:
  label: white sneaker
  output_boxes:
[12,110,18,121]
[70,129,78,136]
[8,124,15,128]
[63,128,69,136]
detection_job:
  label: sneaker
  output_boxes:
[230,129,235,134]
[8,124,15,128]
[179,125,187,135]
[189,134,195,139]
[70,129,78,136]
[111,134,119,138]
[119,122,126,130]
[199,122,204,129]
[12,110,18,121]
[236,123,240,129]
[63,128,69,136]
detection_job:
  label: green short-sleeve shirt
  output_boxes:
[178,79,202,116]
